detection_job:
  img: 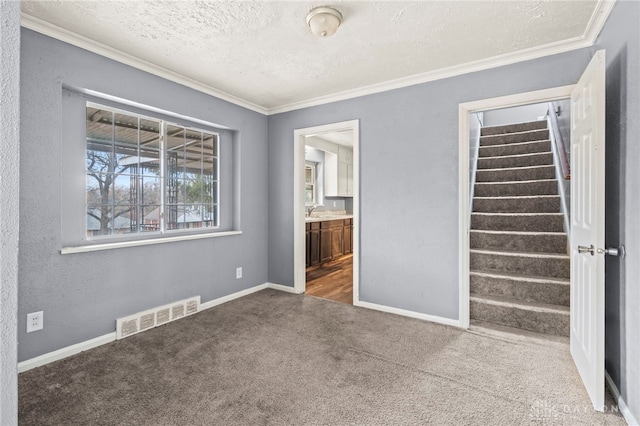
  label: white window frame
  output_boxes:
[85,102,220,240]
[305,162,317,206]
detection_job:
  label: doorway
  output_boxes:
[458,85,574,329]
[293,120,360,303]
[459,50,607,410]
[467,100,572,337]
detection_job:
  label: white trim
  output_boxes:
[458,85,575,330]
[18,283,280,372]
[293,120,360,301]
[583,1,616,46]
[18,332,116,373]
[268,0,613,115]
[460,85,575,113]
[459,106,471,330]
[199,283,268,311]
[267,282,303,294]
[605,370,640,425]
[20,14,267,115]
[16,281,461,375]
[61,230,242,255]
[80,89,233,131]
[354,300,461,329]
[547,115,572,236]
[269,43,582,115]
[353,122,361,304]
[21,1,614,116]
[18,282,272,372]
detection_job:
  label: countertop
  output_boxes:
[305,214,353,223]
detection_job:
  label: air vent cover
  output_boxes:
[116,296,200,339]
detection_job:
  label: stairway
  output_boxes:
[470,120,570,337]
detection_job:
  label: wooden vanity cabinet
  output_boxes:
[320,220,339,263]
[306,218,353,267]
[343,218,352,254]
[306,222,321,267]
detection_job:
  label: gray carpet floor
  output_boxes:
[19,289,625,425]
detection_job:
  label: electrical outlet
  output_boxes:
[236,267,243,279]
[27,311,43,333]
[333,201,336,207]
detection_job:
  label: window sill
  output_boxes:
[61,230,243,255]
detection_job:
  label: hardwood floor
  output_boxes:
[305,254,353,305]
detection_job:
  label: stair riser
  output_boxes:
[472,197,561,213]
[470,232,568,254]
[475,166,556,182]
[470,274,570,306]
[480,129,549,146]
[479,140,551,157]
[471,214,564,232]
[474,180,557,197]
[470,299,569,336]
[470,252,569,278]
[478,152,553,169]
[481,121,548,136]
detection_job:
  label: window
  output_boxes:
[305,162,317,205]
[86,103,219,238]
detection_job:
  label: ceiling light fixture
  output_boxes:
[306,6,343,37]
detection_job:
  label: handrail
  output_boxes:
[547,103,570,180]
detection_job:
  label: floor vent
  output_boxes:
[116,296,201,340]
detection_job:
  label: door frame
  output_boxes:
[458,85,574,328]
[293,120,360,301]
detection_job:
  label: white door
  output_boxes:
[570,49,606,411]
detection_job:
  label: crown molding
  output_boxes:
[19,13,268,115]
[583,0,616,45]
[267,0,615,115]
[21,0,615,116]
[266,34,586,114]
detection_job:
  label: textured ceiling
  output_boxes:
[21,1,604,112]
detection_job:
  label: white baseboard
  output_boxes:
[18,332,116,373]
[606,370,639,425]
[19,283,272,373]
[354,300,462,328]
[267,282,302,294]
[18,285,462,373]
[199,283,268,311]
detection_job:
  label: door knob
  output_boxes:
[578,244,625,258]
[577,245,595,255]
[597,245,626,258]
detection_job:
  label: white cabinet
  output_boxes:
[325,146,353,197]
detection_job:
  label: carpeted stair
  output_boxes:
[470,120,570,337]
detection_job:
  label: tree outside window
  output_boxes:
[86,104,219,238]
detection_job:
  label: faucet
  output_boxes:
[306,206,317,217]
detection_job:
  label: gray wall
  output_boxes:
[13,1,640,421]
[268,50,593,318]
[483,102,549,126]
[19,29,269,361]
[0,1,20,423]
[597,0,640,420]
[320,197,351,213]
[268,2,639,419]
